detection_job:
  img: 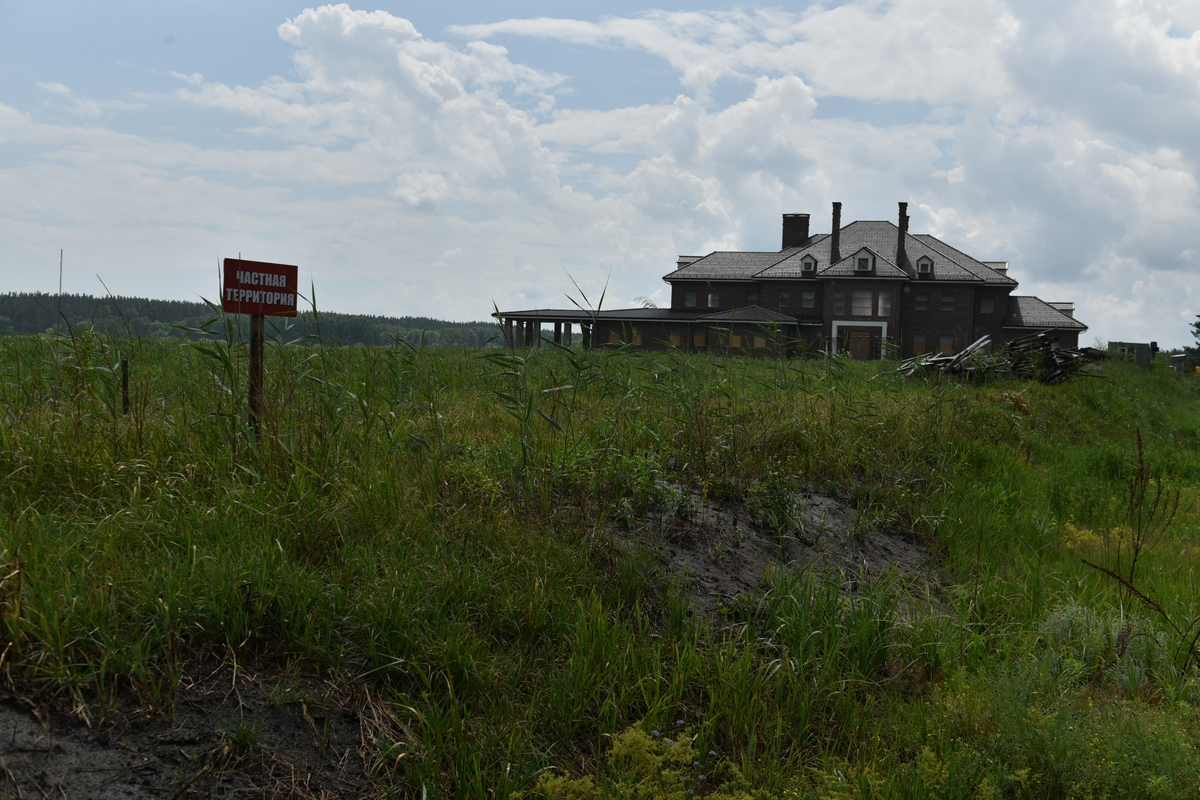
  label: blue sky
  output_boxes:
[2,0,1199,345]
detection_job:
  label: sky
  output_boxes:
[1,0,1199,346]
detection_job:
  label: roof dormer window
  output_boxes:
[801,256,817,273]
[917,256,933,275]
[853,249,875,274]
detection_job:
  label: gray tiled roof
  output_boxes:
[664,249,799,280]
[704,221,995,283]
[1004,296,1088,330]
[700,305,797,322]
[914,235,1018,286]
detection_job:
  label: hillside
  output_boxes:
[0,291,499,346]
[1,337,1199,798]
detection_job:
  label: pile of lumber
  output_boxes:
[898,331,1098,384]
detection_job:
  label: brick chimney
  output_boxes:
[896,201,909,268]
[830,202,842,264]
[781,213,810,250]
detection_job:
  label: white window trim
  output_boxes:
[917,257,933,274]
[830,320,888,356]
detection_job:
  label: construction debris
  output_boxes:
[898,331,1100,385]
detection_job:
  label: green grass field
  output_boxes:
[2,328,1200,798]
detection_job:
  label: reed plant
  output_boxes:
[2,331,1200,797]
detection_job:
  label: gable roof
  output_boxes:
[816,243,910,278]
[1004,296,1088,331]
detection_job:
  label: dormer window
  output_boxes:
[801,256,817,274]
[852,249,875,274]
[917,256,933,275]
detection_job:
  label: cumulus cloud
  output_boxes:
[3,0,1200,343]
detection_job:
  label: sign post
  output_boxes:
[221,259,299,438]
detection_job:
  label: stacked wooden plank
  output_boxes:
[898,335,992,378]
[898,330,1097,384]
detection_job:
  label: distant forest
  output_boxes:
[0,293,502,347]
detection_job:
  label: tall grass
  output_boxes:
[2,330,1200,797]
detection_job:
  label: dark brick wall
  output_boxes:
[972,288,1012,348]
[660,279,1077,357]
[897,284,976,356]
[669,281,759,311]
[762,280,822,316]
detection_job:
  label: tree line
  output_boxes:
[0,292,501,347]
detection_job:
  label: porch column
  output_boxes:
[554,322,562,344]
[564,323,572,345]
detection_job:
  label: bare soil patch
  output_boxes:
[0,660,394,799]
[616,487,936,616]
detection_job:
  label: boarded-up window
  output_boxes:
[913,334,927,355]
[852,290,872,316]
[693,333,707,347]
[631,325,642,346]
[939,334,954,355]
[753,335,767,349]
[669,325,683,347]
[730,335,743,349]
[608,330,621,345]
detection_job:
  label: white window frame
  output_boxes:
[917,256,933,274]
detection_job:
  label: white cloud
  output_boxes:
[168,71,205,86]
[3,1,1200,344]
[34,80,143,119]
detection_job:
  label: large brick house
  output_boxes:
[496,202,1086,358]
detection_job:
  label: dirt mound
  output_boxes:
[0,661,393,798]
[618,488,936,616]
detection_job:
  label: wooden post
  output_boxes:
[249,314,264,439]
[120,359,130,415]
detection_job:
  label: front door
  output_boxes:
[848,330,874,360]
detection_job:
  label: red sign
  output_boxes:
[222,259,299,317]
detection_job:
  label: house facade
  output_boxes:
[495,202,1086,358]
